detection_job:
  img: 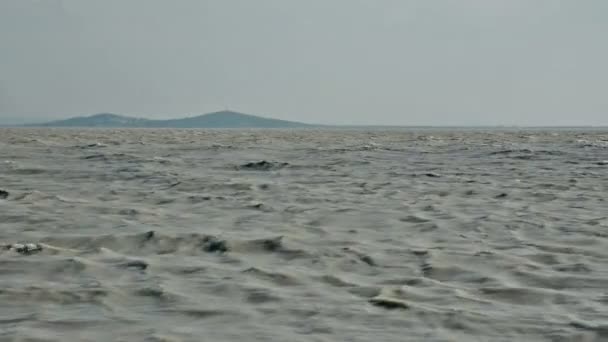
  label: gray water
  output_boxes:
[1,128,607,341]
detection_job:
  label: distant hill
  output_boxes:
[27,111,316,128]
[155,111,315,128]
[32,113,153,127]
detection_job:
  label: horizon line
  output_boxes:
[0,111,607,128]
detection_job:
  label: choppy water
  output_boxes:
[1,128,607,341]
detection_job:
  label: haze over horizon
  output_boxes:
[1,1,607,126]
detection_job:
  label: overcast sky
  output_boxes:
[1,0,607,125]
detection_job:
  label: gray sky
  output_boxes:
[1,0,607,126]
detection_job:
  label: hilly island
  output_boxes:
[26,111,317,128]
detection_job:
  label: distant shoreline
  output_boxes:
[3,125,606,131]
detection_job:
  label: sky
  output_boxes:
[1,0,607,126]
